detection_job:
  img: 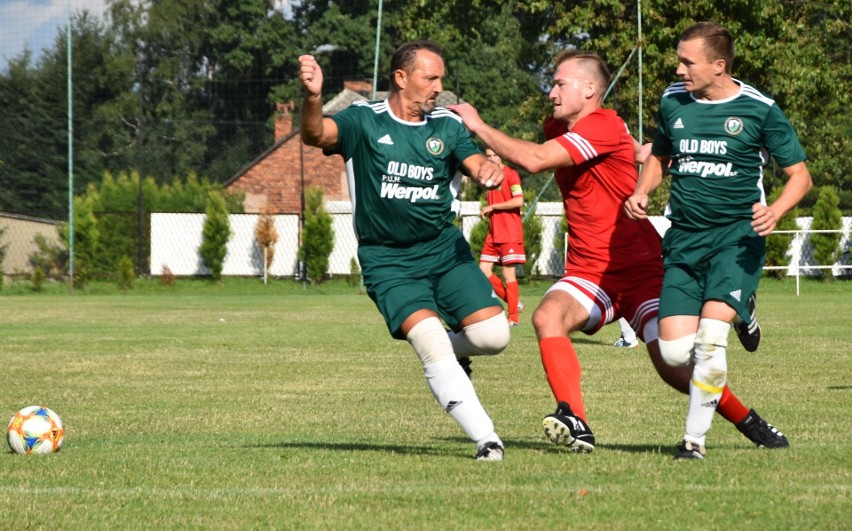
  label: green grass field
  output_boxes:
[1,277,850,529]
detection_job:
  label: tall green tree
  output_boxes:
[809,186,842,281]
[199,189,232,281]
[298,186,334,285]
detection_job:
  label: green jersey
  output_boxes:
[331,100,480,246]
[652,80,806,231]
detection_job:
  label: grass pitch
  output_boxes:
[1,277,850,529]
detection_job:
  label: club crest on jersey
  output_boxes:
[426,137,445,156]
[724,117,744,136]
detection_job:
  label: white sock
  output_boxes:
[618,317,637,343]
[423,357,499,444]
[684,318,729,446]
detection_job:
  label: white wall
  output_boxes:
[149,209,851,279]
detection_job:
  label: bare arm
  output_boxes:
[751,161,813,236]
[481,195,524,219]
[634,140,652,164]
[298,54,339,149]
[448,103,573,173]
[624,153,669,220]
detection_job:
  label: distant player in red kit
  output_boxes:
[479,148,526,326]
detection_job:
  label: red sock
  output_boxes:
[506,281,519,322]
[539,337,587,422]
[717,385,750,424]
[488,274,507,301]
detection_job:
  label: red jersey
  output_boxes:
[545,110,661,275]
[486,166,524,243]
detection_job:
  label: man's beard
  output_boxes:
[419,97,437,114]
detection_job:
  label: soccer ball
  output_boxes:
[6,406,65,455]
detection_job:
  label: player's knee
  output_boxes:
[657,333,696,366]
[406,317,455,367]
[461,312,510,356]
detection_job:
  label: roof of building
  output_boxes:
[224,89,465,187]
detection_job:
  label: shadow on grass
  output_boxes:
[248,437,670,457]
[247,441,452,456]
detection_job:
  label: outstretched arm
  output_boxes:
[448,103,572,174]
[298,54,339,149]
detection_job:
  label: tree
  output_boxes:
[808,186,842,281]
[254,207,279,274]
[198,190,232,281]
[60,196,100,286]
[764,187,799,279]
[1,0,849,218]
[0,226,8,269]
[298,186,334,285]
[521,189,543,278]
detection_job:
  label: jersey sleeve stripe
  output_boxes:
[563,132,598,160]
[739,83,775,106]
[428,108,464,123]
[662,82,687,98]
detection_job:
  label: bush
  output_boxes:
[254,208,278,274]
[298,187,334,285]
[349,257,361,289]
[809,186,842,281]
[31,266,45,292]
[60,196,100,286]
[467,199,489,261]
[29,234,67,279]
[118,256,135,290]
[198,191,232,282]
[765,188,799,279]
[521,190,543,279]
[160,265,177,286]
[0,226,8,268]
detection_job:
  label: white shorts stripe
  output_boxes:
[546,276,613,330]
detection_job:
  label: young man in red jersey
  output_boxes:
[479,148,526,326]
[450,49,790,453]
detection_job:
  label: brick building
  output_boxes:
[224,82,462,214]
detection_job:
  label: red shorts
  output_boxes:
[480,235,526,266]
[547,259,663,341]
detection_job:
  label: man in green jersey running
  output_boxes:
[299,41,510,461]
[625,22,812,460]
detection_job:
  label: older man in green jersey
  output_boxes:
[625,22,812,459]
[299,41,510,461]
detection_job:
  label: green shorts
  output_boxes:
[359,228,502,339]
[659,220,765,322]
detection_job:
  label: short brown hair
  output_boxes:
[389,40,444,92]
[553,50,611,90]
[681,22,735,73]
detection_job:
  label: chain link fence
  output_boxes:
[1,209,849,284]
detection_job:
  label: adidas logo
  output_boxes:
[378,134,394,145]
[730,289,742,302]
[445,400,462,413]
[702,398,720,408]
[673,117,684,129]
